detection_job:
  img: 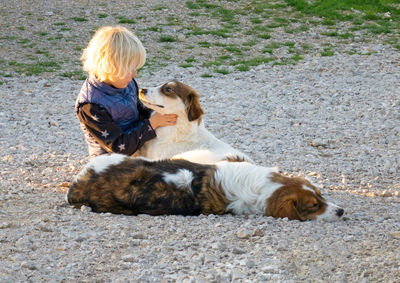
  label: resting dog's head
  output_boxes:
[266,172,344,221]
[139,80,204,123]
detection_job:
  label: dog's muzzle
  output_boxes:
[139,88,164,108]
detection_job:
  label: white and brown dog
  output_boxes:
[66,154,344,221]
[135,80,253,164]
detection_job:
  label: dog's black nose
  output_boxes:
[336,208,344,217]
[140,88,147,94]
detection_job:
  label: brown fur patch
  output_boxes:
[222,155,247,163]
[67,158,228,216]
[265,172,327,221]
[161,80,204,123]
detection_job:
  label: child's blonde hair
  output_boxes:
[81,26,146,82]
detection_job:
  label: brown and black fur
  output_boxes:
[67,158,229,216]
[265,173,328,220]
[159,80,204,123]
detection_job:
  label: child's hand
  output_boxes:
[149,113,178,129]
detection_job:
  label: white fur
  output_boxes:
[215,161,281,214]
[136,84,253,164]
[317,202,344,222]
[163,169,194,189]
[214,161,344,220]
[73,153,126,183]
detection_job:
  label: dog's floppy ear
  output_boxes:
[185,91,204,123]
[275,195,306,221]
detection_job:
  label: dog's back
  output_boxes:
[66,154,228,215]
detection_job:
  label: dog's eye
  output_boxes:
[310,203,320,210]
[165,87,172,93]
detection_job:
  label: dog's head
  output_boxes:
[266,173,344,221]
[139,80,204,123]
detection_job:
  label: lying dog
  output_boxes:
[135,80,253,164]
[66,154,344,221]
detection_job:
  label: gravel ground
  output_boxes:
[1,51,400,282]
[1,0,400,282]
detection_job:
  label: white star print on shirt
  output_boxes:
[138,134,142,140]
[118,143,126,151]
[148,125,153,131]
[101,129,109,138]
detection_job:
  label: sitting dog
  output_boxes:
[66,154,344,221]
[134,80,253,164]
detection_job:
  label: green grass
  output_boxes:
[70,17,87,22]
[35,49,50,56]
[285,0,400,35]
[117,16,136,24]
[153,5,168,11]
[186,26,231,38]
[198,41,211,48]
[286,0,399,19]
[146,26,162,32]
[3,0,400,79]
[159,35,176,42]
[321,47,335,56]
[231,56,274,71]
[185,57,197,63]
[214,67,230,75]
[8,60,61,76]
[61,70,86,80]
[179,63,194,68]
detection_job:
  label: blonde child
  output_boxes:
[75,26,177,158]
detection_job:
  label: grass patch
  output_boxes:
[61,70,86,80]
[233,56,274,71]
[321,47,334,56]
[8,60,61,76]
[285,25,309,34]
[285,0,400,36]
[179,63,194,68]
[146,26,162,32]
[286,0,398,20]
[167,16,181,25]
[153,5,168,11]
[263,41,296,53]
[198,41,211,48]
[185,57,197,63]
[159,35,176,42]
[258,33,271,39]
[18,38,30,45]
[71,17,87,22]
[186,26,231,38]
[117,16,136,24]
[214,67,230,75]
[35,49,50,56]
[186,1,200,10]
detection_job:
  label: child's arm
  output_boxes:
[77,103,156,155]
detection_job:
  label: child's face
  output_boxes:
[107,69,137,89]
